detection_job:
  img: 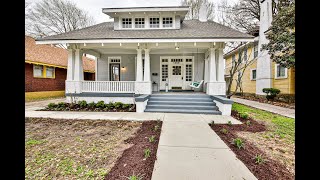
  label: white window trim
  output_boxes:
[121,17,133,29]
[274,64,288,79]
[118,14,175,29]
[162,16,174,28]
[250,68,257,81]
[149,16,160,29]
[134,17,145,29]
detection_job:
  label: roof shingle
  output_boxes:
[37,20,254,41]
[25,36,95,72]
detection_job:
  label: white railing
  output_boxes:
[82,81,135,93]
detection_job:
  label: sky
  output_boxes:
[27,0,238,24]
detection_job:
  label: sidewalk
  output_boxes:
[232,97,295,119]
[25,99,257,180]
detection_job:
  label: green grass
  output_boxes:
[232,103,295,143]
[26,138,46,145]
[25,91,65,102]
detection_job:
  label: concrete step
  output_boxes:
[149,97,213,102]
[144,108,222,114]
[146,104,219,110]
[151,94,210,98]
[147,101,216,106]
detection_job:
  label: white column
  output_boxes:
[67,49,75,80]
[209,48,217,82]
[217,48,225,82]
[136,49,143,81]
[143,49,151,81]
[74,49,84,81]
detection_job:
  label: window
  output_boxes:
[172,66,181,75]
[122,18,132,28]
[110,64,120,81]
[150,17,159,28]
[254,43,258,58]
[243,47,247,61]
[162,59,168,63]
[162,17,173,28]
[161,64,168,81]
[171,58,183,63]
[251,69,257,80]
[185,64,192,81]
[135,18,145,28]
[275,64,287,78]
[232,55,235,65]
[33,65,55,78]
[46,67,55,78]
[186,58,192,62]
[33,65,43,77]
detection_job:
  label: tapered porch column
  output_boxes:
[143,49,151,81]
[74,49,84,81]
[67,49,75,80]
[136,49,143,81]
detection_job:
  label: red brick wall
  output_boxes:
[25,63,96,92]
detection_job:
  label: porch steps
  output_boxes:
[144,94,222,114]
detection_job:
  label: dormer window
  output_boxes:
[150,17,160,28]
[122,18,132,28]
[163,17,173,28]
[135,18,145,28]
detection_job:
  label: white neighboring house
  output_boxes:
[36,6,254,114]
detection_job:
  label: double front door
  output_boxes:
[160,56,194,90]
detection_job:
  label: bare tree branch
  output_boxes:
[181,0,215,20]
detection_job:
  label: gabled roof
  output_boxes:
[37,20,254,41]
[223,36,259,58]
[25,36,95,72]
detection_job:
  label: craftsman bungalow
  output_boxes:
[36,6,254,115]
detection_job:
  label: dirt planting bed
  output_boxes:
[209,110,294,180]
[234,95,295,109]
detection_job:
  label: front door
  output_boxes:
[170,65,183,89]
[110,63,120,81]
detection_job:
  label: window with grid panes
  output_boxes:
[185,64,192,81]
[135,18,145,28]
[162,17,173,28]
[161,64,168,81]
[122,18,132,28]
[150,17,159,28]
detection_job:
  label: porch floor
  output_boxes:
[152,91,206,95]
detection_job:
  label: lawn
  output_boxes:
[25,118,141,179]
[25,91,65,102]
[230,103,295,175]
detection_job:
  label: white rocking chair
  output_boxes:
[189,80,204,89]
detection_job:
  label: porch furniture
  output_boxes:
[189,80,204,89]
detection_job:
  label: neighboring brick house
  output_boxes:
[25,36,95,92]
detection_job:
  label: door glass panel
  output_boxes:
[110,64,120,81]
[172,66,181,75]
[185,64,192,81]
[162,64,168,81]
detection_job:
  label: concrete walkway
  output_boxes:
[25,99,257,179]
[232,97,295,119]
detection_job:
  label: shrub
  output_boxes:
[246,120,251,126]
[262,88,281,101]
[239,112,249,119]
[48,103,57,109]
[88,102,95,108]
[154,125,160,131]
[227,121,232,126]
[220,128,228,134]
[106,102,114,109]
[144,148,151,159]
[122,104,130,109]
[95,101,105,108]
[125,173,144,180]
[232,138,244,149]
[57,102,66,108]
[255,154,265,164]
[149,136,155,143]
[114,102,123,109]
[78,100,87,108]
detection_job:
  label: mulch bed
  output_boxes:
[235,95,295,109]
[105,121,162,180]
[39,103,136,112]
[209,110,294,180]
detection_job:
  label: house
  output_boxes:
[224,0,295,98]
[25,36,95,92]
[35,6,254,115]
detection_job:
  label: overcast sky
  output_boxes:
[27,0,238,23]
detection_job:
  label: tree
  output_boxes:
[181,0,215,21]
[25,0,95,39]
[262,1,295,68]
[225,43,257,98]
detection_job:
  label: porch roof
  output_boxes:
[36,20,254,43]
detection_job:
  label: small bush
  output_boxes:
[88,102,95,108]
[106,102,114,109]
[125,173,144,180]
[149,136,155,143]
[144,148,151,159]
[232,138,244,149]
[227,121,232,126]
[255,154,265,164]
[262,88,281,101]
[154,125,159,131]
[114,102,123,109]
[239,112,249,119]
[220,128,228,134]
[122,104,130,109]
[78,100,87,108]
[48,103,57,109]
[95,101,105,108]
[246,120,251,126]
[57,102,66,108]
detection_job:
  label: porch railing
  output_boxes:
[82,81,135,93]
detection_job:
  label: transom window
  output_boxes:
[161,64,168,81]
[275,64,287,78]
[172,66,181,75]
[150,17,160,28]
[109,58,121,63]
[171,59,183,63]
[186,64,192,81]
[162,59,168,63]
[122,18,132,28]
[135,18,145,28]
[186,58,192,62]
[162,17,173,28]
